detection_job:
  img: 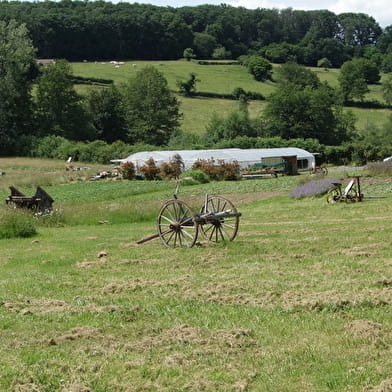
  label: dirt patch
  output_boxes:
[345,320,382,338]
[365,379,392,392]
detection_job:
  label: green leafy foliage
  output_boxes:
[177,73,199,96]
[264,65,354,145]
[0,20,36,155]
[181,169,210,184]
[338,58,380,102]
[0,209,37,239]
[121,66,181,146]
[86,85,127,143]
[247,56,273,82]
[183,47,196,61]
[33,60,95,141]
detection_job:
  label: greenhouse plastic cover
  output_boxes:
[112,147,315,170]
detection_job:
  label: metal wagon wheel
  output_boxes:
[157,199,198,248]
[199,195,240,243]
[326,188,341,203]
[344,188,359,202]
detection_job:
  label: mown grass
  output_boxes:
[0,159,391,391]
[72,60,392,137]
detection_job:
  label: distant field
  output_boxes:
[71,60,392,136]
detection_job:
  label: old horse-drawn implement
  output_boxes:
[137,186,241,248]
[326,176,363,203]
[5,186,54,212]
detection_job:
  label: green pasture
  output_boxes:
[0,158,391,391]
[71,60,273,96]
[72,60,392,136]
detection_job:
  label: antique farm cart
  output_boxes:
[5,186,54,212]
[326,176,363,203]
[137,193,241,248]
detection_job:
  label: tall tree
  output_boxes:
[264,64,355,145]
[276,61,320,89]
[247,56,273,82]
[33,60,95,140]
[121,66,181,145]
[86,85,127,143]
[0,20,36,155]
[337,13,382,46]
[338,58,380,102]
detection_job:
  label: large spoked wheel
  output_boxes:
[345,188,359,203]
[199,195,239,243]
[326,188,341,203]
[157,199,198,248]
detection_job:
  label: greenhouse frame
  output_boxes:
[112,147,316,174]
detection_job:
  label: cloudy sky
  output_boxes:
[134,0,391,27]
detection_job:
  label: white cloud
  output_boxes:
[330,0,391,26]
[226,0,391,26]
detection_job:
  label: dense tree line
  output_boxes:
[0,1,391,66]
[0,19,182,155]
[1,17,391,164]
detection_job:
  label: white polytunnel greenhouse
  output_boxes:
[111,147,316,174]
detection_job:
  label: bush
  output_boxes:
[139,158,161,180]
[191,159,240,181]
[181,169,210,184]
[0,209,37,239]
[120,161,136,180]
[160,154,184,179]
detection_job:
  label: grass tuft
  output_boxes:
[0,208,37,239]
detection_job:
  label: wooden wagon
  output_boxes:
[137,193,241,248]
[5,186,54,212]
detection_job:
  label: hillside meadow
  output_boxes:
[71,60,391,136]
[0,157,391,391]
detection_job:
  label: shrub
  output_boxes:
[191,159,240,181]
[0,209,37,239]
[160,154,184,180]
[181,169,210,184]
[120,161,136,180]
[139,158,161,180]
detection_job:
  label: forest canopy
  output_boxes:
[0,1,389,66]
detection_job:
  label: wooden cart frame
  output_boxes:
[137,193,241,248]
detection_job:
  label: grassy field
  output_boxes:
[71,60,391,136]
[0,158,391,391]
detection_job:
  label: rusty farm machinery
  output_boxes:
[137,184,241,248]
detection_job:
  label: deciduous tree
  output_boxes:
[121,66,181,145]
[33,60,95,140]
[0,20,36,155]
